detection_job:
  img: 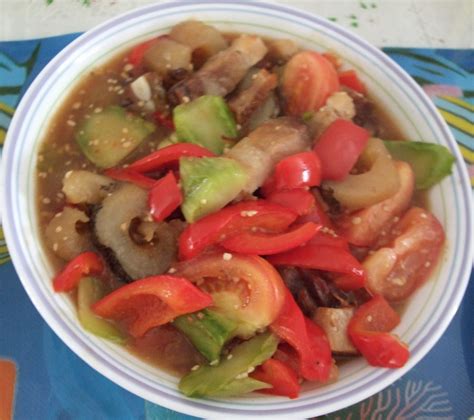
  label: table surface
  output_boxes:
[0,1,473,419]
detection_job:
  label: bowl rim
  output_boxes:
[1,1,473,418]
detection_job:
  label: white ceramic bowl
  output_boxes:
[2,2,473,418]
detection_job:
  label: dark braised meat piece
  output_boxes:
[343,87,382,136]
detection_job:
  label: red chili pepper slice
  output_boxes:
[265,189,316,216]
[148,172,183,222]
[127,38,158,67]
[178,200,297,260]
[348,295,409,368]
[128,143,215,173]
[263,151,321,195]
[251,358,300,399]
[270,289,332,382]
[220,222,321,255]
[313,119,369,181]
[338,69,366,94]
[267,244,365,291]
[92,275,213,337]
[104,168,156,189]
[53,252,104,292]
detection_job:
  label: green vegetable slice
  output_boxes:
[384,140,455,189]
[210,377,271,397]
[174,309,237,362]
[180,156,249,223]
[179,331,278,398]
[78,277,126,344]
[75,106,155,168]
[173,95,238,154]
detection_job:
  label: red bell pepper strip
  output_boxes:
[265,189,315,216]
[267,244,365,291]
[148,172,183,222]
[104,168,156,189]
[307,231,349,250]
[127,38,158,67]
[92,275,213,337]
[153,110,175,130]
[270,289,332,382]
[313,119,369,181]
[220,222,321,255]
[251,358,300,399]
[338,69,366,94]
[178,200,298,260]
[53,252,104,292]
[348,295,409,368]
[128,143,215,173]
[262,152,321,195]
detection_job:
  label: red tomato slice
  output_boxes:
[348,295,409,368]
[104,168,156,189]
[129,143,215,173]
[267,244,365,291]
[338,69,366,94]
[313,119,370,181]
[174,253,286,338]
[92,275,213,337]
[266,189,316,216]
[251,358,300,399]
[363,207,445,302]
[220,222,321,255]
[148,172,183,222]
[53,252,104,292]
[262,152,322,194]
[178,200,297,260]
[282,51,340,116]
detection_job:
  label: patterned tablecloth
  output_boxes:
[0,3,473,420]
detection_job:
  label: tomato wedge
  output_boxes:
[262,152,322,194]
[282,51,340,115]
[174,253,286,338]
[53,252,104,292]
[92,275,213,337]
[178,200,297,260]
[266,189,316,216]
[104,168,156,189]
[313,119,370,181]
[148,172,183,222]
[270,289,332,382]
[348,295,409,368]
[129,143,215,173]
[221,222,321,255]
[338,69,366,94]
[251,358,300,399]
[363,207,445,302]
[267,244,366,291]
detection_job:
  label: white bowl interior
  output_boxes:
[2,2,472,419]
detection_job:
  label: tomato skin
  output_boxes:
[104,168,156,189]
[262,152,322,194]
[363,207,445,302]
[174,253,287,337]
[348,295,409,368]
[266,189,316,216]
[53,252,104,292]
[220,222,321,255]
[129,143,215,173]
[148,172,182,222]
[251,358,300,399]
[338,69,366,94]
[92,275,213,337]
[313,119,370,181]
[282,51,340,116]
[178,201,297,260]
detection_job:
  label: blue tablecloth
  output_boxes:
[0,34,472,419]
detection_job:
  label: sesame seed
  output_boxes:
[235,372,248,380]
[38,172,47,179]
[55,212,63,218]
[200,198,207,204]
[191,365,200,371]
[55,226,63,233]
[38,154,44,162]
[72,101,82,110]
[53,243,59,251]
[424,261,431,268]
[67,120,76,127]
[168,267,177,274]
[227,354,233,360]
[210,360,219,366]
[124,63,134,72]
[247,367,255,374]
[223,252,233,261]
[420,213,428,219]
[65,170,73,179]
[382,205,389,212]
[120,222,128,231]
[246,211,257,217]
[236,124,242,130]
[117,89,125,95]
[391,277,406,286]
[182,96,190,103]
[233,304,239,309]
[122,128,129,134]
[367,315,373,322]
[62,236,69,241]
[42,197,51,204]
[393,216,400,223]
[123,141,132,148]
[351,217,362,225]
[94,107,103,113]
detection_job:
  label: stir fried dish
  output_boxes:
[37,21,455,399]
